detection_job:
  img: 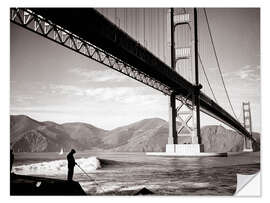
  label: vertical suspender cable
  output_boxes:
[163,9,166,61]
[127,8,129,34]
[157,8,160,58]
[203,8,237,119]
[135,9,138,41]
[123,9,125,28]
[150,8,152,51]
[143,8,146,47]
[115,8,117,24]
[155,9,157,56]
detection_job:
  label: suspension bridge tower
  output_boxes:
[242,102,253,152]
[166,8,204,154]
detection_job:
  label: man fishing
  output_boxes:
[67,149,76,181]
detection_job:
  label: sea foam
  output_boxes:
[13,156,101,176]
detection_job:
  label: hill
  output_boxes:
[102,118,169,151]
[62,122,108,149]
[10,115,82,152]
[10,115,260,152]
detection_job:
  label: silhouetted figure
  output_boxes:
[67,149,76,181]
[10,149,14,173]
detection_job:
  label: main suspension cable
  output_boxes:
[203,8,238,120]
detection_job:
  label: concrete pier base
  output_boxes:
[146,152,227,157]
[243,148,253,152]
[147,144,227,157]
[166,144,204,154]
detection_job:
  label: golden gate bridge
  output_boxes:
[10,8,256,154]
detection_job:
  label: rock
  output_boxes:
[134,187,154,195]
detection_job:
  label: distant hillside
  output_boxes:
[10,115,42,144]
[202,125,260,152]
[102,118,169,152]
[10,115,82,152]
[10,115,260,153]
[62,122,108,149]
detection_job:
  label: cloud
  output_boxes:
[47,84,163,105]
[48,84,84,96]
[10,95,34,105]
[10,105,88,114]
[69,67,126,82]
[225,65,260,82]
[10,84,168,130]
[235,65,260,81]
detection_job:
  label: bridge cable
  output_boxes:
[157,9,159,56]
[143,8,146,47]
[182,8,217,103]
[150,9,152,50]
[198,47,217,103]
[163,9,166,61]
[203,8,238,120]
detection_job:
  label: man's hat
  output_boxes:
[71,149,76,153]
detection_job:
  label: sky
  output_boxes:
[10,8,260,132]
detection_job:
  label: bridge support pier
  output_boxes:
[166,8,204,155]
[242,102,253,152]
[166,94,204,154]
[168,93,177,145]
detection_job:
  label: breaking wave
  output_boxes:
[13,156,101,176]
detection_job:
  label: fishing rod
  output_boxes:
[75,163,106,194]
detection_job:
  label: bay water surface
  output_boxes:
[12,151,260,195]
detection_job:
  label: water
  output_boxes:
[12,151,260,195]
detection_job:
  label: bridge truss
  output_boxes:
[10,8,172,96]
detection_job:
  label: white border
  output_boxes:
[2,0,269,203]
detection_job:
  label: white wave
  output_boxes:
[181,182,210,188]
[13,156,101,176]
[119,185,151,192]
[98,184,121,193]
